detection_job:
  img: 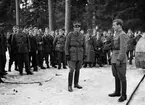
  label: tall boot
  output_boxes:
[68,71,73,92]
[118,81,127,102]
[8,62,12,72]
[74,69,82,89]
[46,62,50,68]
[0,77,4,83]
[108,58,111,65]
[129,59,132,65]
[109,78,121,97]
[83,62,87,68]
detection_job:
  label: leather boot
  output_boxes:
[109,78,121,97]
[8,62,12,72]
[34,66,38,71]
[83,63,87,68]
[0,78,4,83]
[47,63,50,68]
[129,59,132,65]
[118,81,127,102]
[68,72,73,92]
[74,69,82,89]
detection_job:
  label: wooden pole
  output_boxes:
[48,0,53,31]
[65,0,71,35]
[15,0,20,26]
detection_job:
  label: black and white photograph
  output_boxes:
[0,0,145,105]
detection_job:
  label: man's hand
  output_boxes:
[66,55,70,61]
[116,60,121,67]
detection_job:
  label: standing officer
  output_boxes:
[108,19,128,102]
[53,29,67,69]
[65,21,86,92]
[0,23,7,83]
[43,28,53,68]
[29,29,38,71]
[8,26,18,72]
[14,27,33,75]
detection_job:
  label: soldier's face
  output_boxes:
[112,22,119,31]
[13,27,19,34]
[74,25,81,32]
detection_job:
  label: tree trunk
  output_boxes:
[15,0,20,26]
[48,0,54,31]
[65,0,71,36]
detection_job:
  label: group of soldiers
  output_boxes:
[0,24,68,82]
[0,21,142,83]
[83,27,142,68]
[0,19,143,103]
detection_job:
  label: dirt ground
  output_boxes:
[0,64,145,105]
[0,52,145,105]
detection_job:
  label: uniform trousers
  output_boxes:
[68,60,83,86]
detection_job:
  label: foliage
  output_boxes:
[0,0,145,31]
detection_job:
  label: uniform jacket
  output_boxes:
[36,35,43,51]
[8,33,18,54]
[15,32,30,54]
[111,29,129,63]
[65,31,86,61]
[43,35,53,53]
[0,31,7,55]
[85,35,95,62]
[127,34,136,51]
[29,35,38,52]
[53,34,66,52]
[103,35,113,51]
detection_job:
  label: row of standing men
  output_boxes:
[0,24,142,83]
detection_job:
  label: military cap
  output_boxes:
[13,25,19,29]
[113,19,124,26]
[73,21,81,27]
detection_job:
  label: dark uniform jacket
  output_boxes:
[127,34,136,51]
[95,37,103,52]
[53,34,66,52]
[36,35,43,51]
[85,35,96,62]
[43,35,53,53]
[65,31,86,61]
[29,36,38,52]
[111,29,129,63]
[0,31,7,55]
[15,32,30,54]
[8,34,18,54]
[103,35,113,51]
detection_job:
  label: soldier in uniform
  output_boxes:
[43,28,53,68]
[50,30,57,68]
[103,30,113,65]
[108,19,128,102]
[83,29,96,68]
[127,29,136,65]
[0,23,7,83]
[95,31,104,67]
[36,29,46,69]
[29,29,38,71]
[53,29,67,69]
[14,27,33,75]
[65,21,86,92]
[8,26,18,72]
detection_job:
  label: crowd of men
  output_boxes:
[0,22,143,84]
